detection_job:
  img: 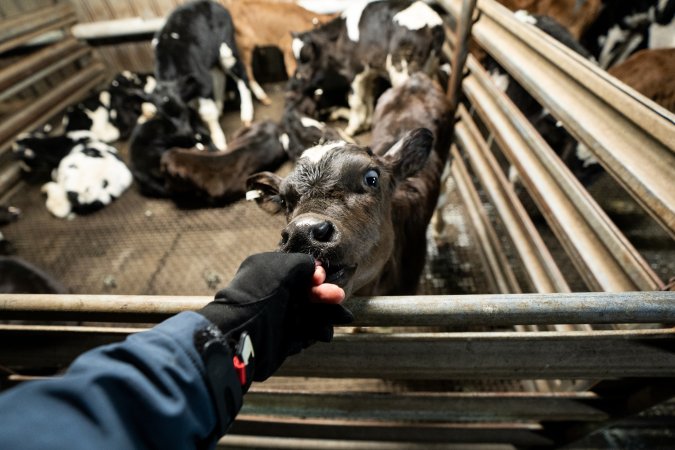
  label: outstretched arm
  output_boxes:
[0,253,349,450]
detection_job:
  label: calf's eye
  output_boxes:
[364,169,379,188]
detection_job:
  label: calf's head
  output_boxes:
[247,128,432,297]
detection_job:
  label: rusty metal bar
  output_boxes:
[455,106,570,294]
[442,0,675,238]
[1,291,673,326]
[451,147,521,294]
[462,56,663,292]
[0,4,76,55]
[0,63,106,155]
[446,0,477,120]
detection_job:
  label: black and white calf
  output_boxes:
[152,0,253,151]
[61,71,155,142]
[581,0,675,69]
[13,132,92,182]
[290,0,445,136]
[42,140,132,218]
[130,95,214,197]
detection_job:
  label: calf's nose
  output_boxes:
[281,218,337,251]
[311,220,334,242]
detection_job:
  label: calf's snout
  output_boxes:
[281,216,338,252]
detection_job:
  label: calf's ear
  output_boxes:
[246,172,284,214]
[382,128,433,181]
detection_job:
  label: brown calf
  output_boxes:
[608,48,675,113]
[161,121,288,205]
[497,0,602,39]
[247,73,450,296]
[219,0,335,105]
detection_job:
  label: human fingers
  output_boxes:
[310,283,345,304]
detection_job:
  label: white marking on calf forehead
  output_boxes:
[514,9,537,25]
[292,37,304,59]
[300,141,345,163]
[393,1,443,31]
[342,0,377,41]
[300,116,325,129]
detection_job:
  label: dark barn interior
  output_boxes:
[0,0,674,449]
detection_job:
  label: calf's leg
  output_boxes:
[219,43,255,126]
[197,98,227,151]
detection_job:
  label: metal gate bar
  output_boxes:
[2,291,672,326]
[440,0,675,239]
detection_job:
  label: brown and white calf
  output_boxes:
[218,0,335,105]
[290,0,446,136]
[247,73,450,296]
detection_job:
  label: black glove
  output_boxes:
[198,252,353,384]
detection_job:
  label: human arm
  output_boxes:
[0,253,350,449]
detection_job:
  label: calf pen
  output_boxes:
[1,0,674,448]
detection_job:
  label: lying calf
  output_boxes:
[160,121,288,205]
[248,74,451,296]
[13,132,91,183]
[130,97,214,197]
[42,141,132,218]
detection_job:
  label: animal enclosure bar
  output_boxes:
[2,291,673,326]
[439,0,675,239]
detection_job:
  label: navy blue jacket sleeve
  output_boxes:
[0,311,241,450]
